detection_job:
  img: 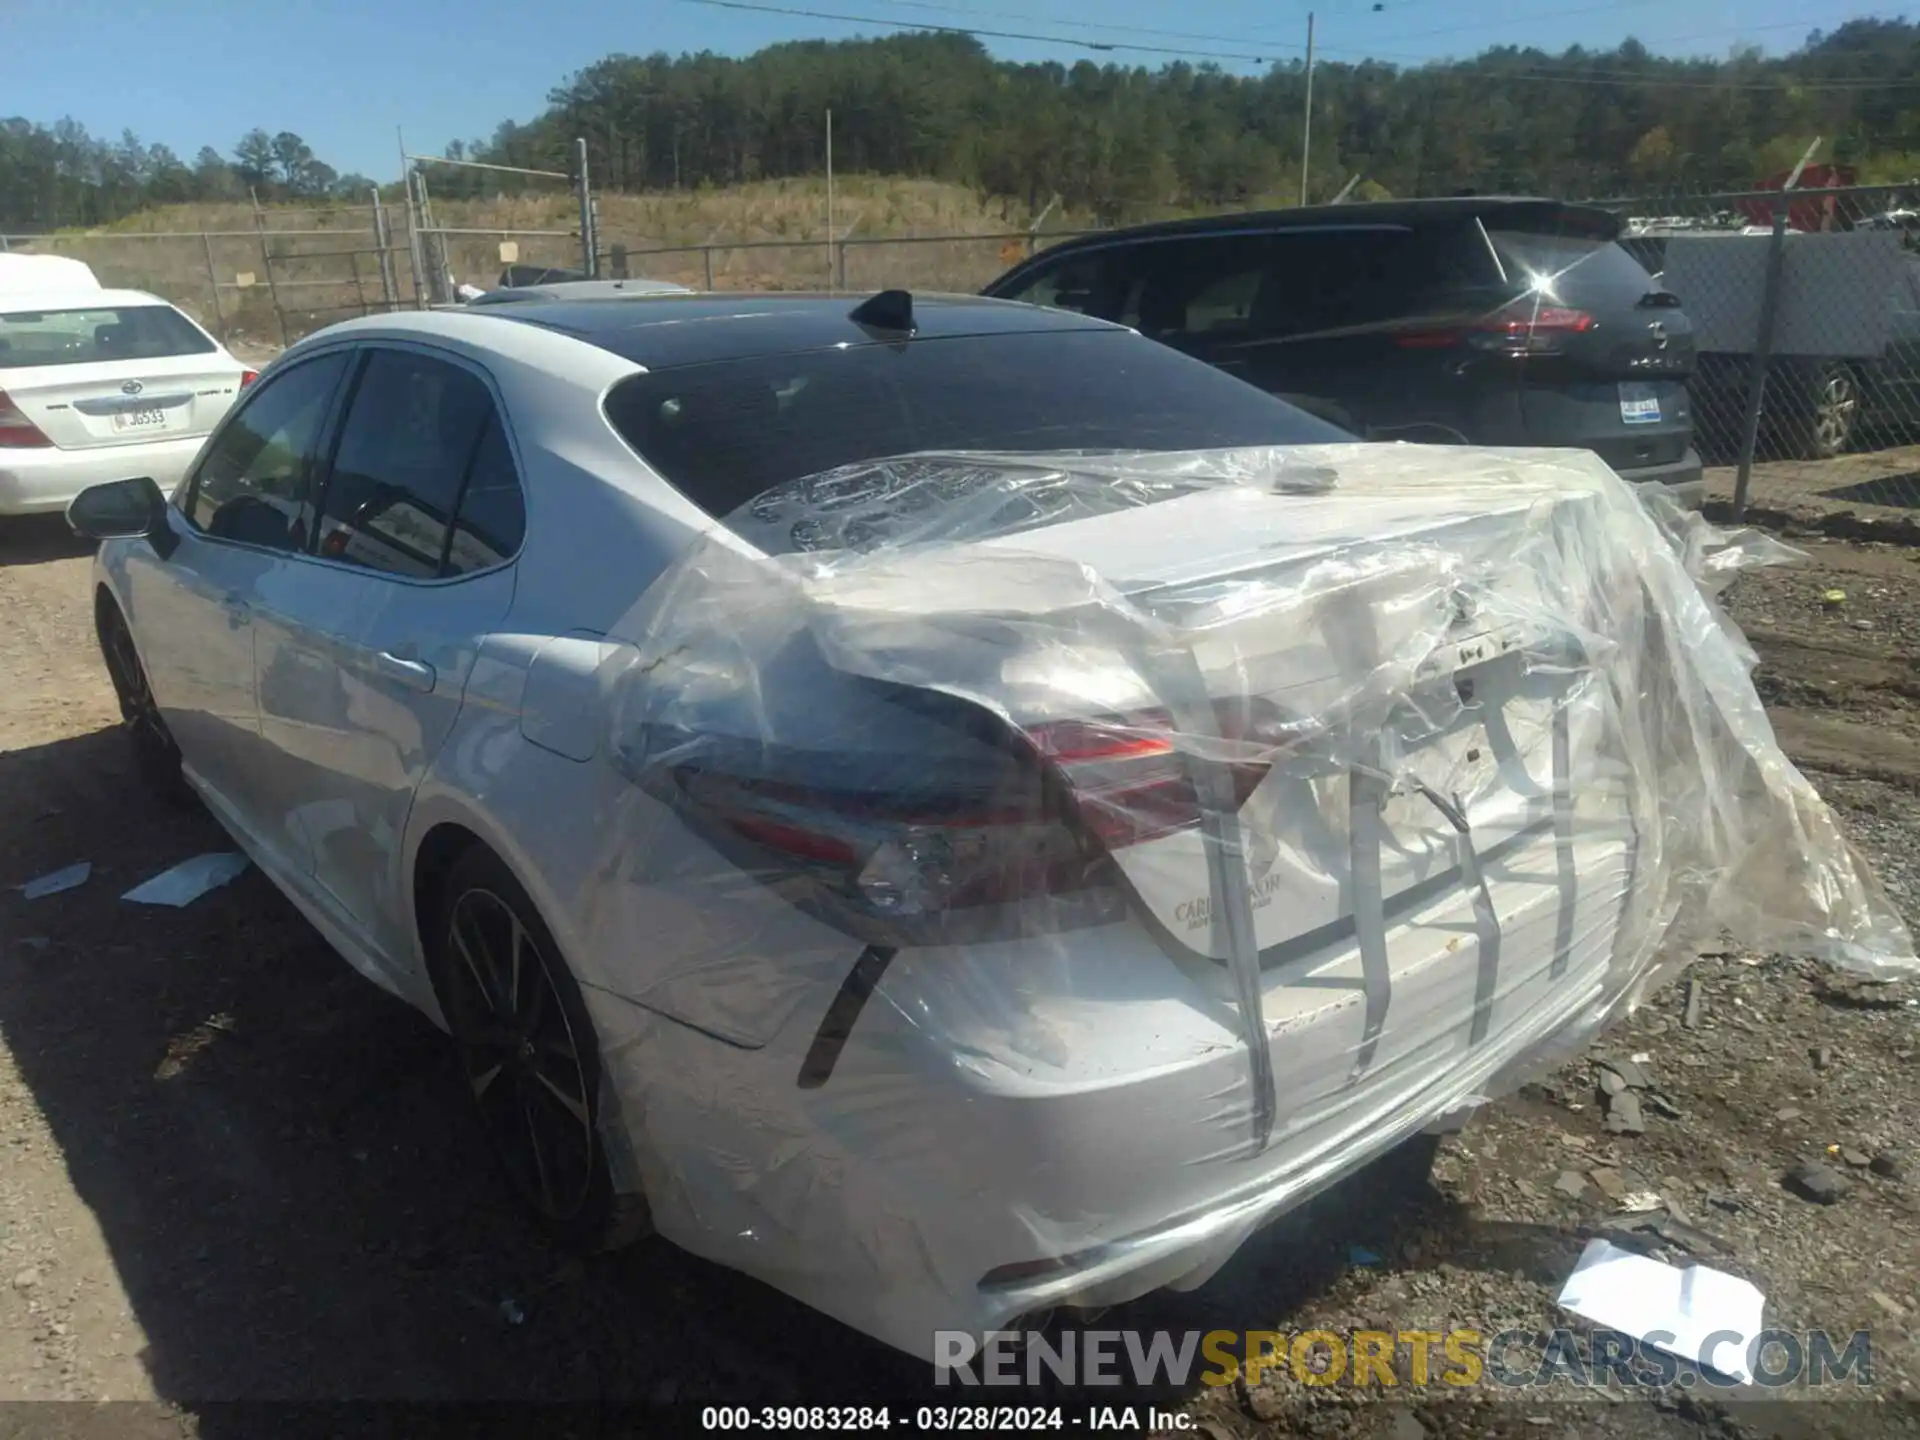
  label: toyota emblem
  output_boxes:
[121,380,144,395]
[1646,320,1669,351]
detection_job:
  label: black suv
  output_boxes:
[985,197,1703,505]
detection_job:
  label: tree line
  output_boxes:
[9,17,1920,233]
[0,123,379,231]
[469,19,1920,218]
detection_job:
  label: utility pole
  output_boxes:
[826,107,835,291]
[1301,11,1315,206]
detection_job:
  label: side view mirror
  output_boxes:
[66,477,177,557]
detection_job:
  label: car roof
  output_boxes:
[477,290,1121,369]
[469,278,691,306]
[0,253,101,294]
[1014,196,1622,258]
[0,287,175,311]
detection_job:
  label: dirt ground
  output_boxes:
[2,510,1919,1438]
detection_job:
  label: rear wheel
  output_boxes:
[430,846,619,1247]
[1783,360,1861,459]
[97,600,193,806]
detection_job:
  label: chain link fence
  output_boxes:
[1600,184,1920,516]
[2,204,411,351]
[598,229,1097,294]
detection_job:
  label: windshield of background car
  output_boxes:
[601,328,1348,521]
[0,304,216,368]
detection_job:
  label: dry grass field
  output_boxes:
[5,177,1118,342]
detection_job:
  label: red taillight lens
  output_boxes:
[0,390,52,448]
[1394,303,1596,353]
[671,766,1106,924]
[656,704,1283,939]
[239,369,259,388]
[1031,711,1270,849]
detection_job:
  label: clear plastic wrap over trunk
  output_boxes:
[573,442,1912,1361]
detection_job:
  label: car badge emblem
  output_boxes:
[121,380,144,395]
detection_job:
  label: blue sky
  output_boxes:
[0,0,1889,179]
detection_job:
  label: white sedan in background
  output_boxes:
[0,285,253,516]
[61,290,1898,1364]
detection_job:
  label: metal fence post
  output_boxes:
[1732,194,1790,521]
[371,188,399,312]
[348,248,369,316]
[835,239,848,292]
[575,138,597,278]
[200,231,228,343]
[402,171,428,310]
[703,246,715,291]
[252,206,290,348]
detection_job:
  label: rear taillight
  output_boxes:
[1031,711,1273,849]
[653,705,1281,941]
[0,390,52,448]
[670,764,1109,930]
[1395,303,1596,355]
[239,369,259,388]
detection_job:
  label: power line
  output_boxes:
[676,0,1920,91]
[675,0,1284,62]
[849,0,1309,52]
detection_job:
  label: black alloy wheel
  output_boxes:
[435,847,614,1241]
[98,602,192,804]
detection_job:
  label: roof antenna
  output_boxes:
[849,288,915,334]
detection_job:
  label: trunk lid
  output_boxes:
[0,301,244,451]
[956,478,1603,959]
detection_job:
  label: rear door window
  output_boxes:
[0,304,217,368]
[443,414,527,575]
[313,349,522,578]
[1003,252,1111,315]
[1248,227,1495,339]
[1029,228,1491,348]
[1114,236,1273,342]
[185,352,350,551]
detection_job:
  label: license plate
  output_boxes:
[111,406,171,433]
[1618,383,1662,425]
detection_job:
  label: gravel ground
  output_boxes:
[0,513,1917,1438]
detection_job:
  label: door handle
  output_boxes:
[373,650,436,693]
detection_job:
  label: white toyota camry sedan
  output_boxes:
[65,290,1903,1362]
[1,286,253,516]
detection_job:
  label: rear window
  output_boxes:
[602,329,1347,519]
[1486,231,1654,298]
[0,304,216,369]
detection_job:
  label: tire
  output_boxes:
[96,599,194,807]
[1782,360,1861,460]
[428,845,623,1249]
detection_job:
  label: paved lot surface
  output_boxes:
[1,509,1917,1439]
